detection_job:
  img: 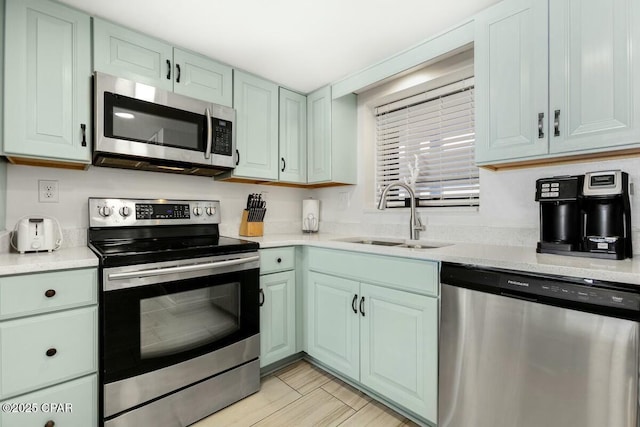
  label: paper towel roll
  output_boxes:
[302,199,319,233]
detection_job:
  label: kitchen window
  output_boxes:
[375,77,478,208]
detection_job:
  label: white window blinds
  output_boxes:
[375,77,478,208]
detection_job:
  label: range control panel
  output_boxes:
[89,198,221,227]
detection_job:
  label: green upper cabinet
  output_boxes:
[307,86,357,185]
[476,0,640,166]
[230,71,279,180]
[93,18,232,106]
[474,0,548,163]
[548,0,640,154]
[279,88,307,183]
[172,48,233,106]
[3,0,92,165]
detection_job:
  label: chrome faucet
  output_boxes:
[377,182,426,240]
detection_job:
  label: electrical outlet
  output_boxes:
[38,180,59,203]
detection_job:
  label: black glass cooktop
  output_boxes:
[89,225,259,267]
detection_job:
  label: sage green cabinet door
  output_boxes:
[233,71,279,180]
[548,0,640,154]
[475,0,549,163]
[0,374,97,427]
[4,0,91,163]
[279,88,307,183]
[93,18,173,91]
[306,271,359,381]
[260,270,296,367]
[307,86,332,183]
[173,48,233,106]
[360,284,438,423]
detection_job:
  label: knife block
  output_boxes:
[239,210,264,237]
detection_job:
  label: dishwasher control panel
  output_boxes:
[500,276,640,312]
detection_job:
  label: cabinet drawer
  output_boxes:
[308,248,438,296]
[0,374,97,427]
[0,268,97,320]
[260,247,295,274]
[0,307,98,399]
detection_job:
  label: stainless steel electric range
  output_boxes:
[88,198,260,427]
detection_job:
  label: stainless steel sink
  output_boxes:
[333,237,451,250]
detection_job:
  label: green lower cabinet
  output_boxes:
[0,374,97,427]
[306,268,438,424]
[306,271,360,381]
[260,270,296,367]
[360,283,438,423]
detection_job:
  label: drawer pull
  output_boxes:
[45,289,56,298]
[277,257,282,263]
[45,421,55,427]
[46,348,57,357]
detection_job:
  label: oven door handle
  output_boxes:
[107,255,260,281]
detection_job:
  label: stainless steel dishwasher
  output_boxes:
[439,262,640,427]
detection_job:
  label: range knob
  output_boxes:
[205,206,216,216]
[193,207,203,216]
[98,206,112,217]
[119,206,131,217]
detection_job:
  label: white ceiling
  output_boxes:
[58,0,500,94]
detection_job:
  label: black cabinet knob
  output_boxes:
[277,257,282,263]
[45,289,56,298]
[46,348,57,357]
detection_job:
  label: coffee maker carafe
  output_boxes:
[535,175,584,254]
[582,170,632,259]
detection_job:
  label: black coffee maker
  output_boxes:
[536,170,632,260]
[581,170,632,259]
[535,175,584,255]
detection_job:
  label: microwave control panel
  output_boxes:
[212,119,233,156]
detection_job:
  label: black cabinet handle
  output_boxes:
[259,289,265,307]
[166,59,171,80]
[281,157,286,172]
[46,348,57,357]
[81,124,87,147]
[359,296,365,317]
[45,289,56,298]
[176,63,181,83]
[235,149,240,166]
[276,257,282,263]
[45,421,55,427]
[554,110,560,137]
[352,294,358,314]
[537,113,544,139]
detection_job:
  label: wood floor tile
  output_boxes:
[337,400,409,427]
[253,388,355,427]
[276,360,333,395]
[192,375,301,427]
[321,377,371,411]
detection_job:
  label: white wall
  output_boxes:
[4,164,311,245]
[314,53,640,251]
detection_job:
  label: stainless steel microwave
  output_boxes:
[93,72,236,177]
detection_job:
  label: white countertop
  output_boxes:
[0,246,98,276]
[240,232,640,285]
[0,233,638,285]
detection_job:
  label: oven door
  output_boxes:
[94,72,235,169]
[101,252,259,418]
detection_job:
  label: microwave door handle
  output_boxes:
[107,255,260,281]
[204,108,213,160]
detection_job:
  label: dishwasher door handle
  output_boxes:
[500,292,538,303]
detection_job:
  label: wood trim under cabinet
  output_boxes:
[6,156,89,170]
[218,176,354,189]
[478,147,640,171]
